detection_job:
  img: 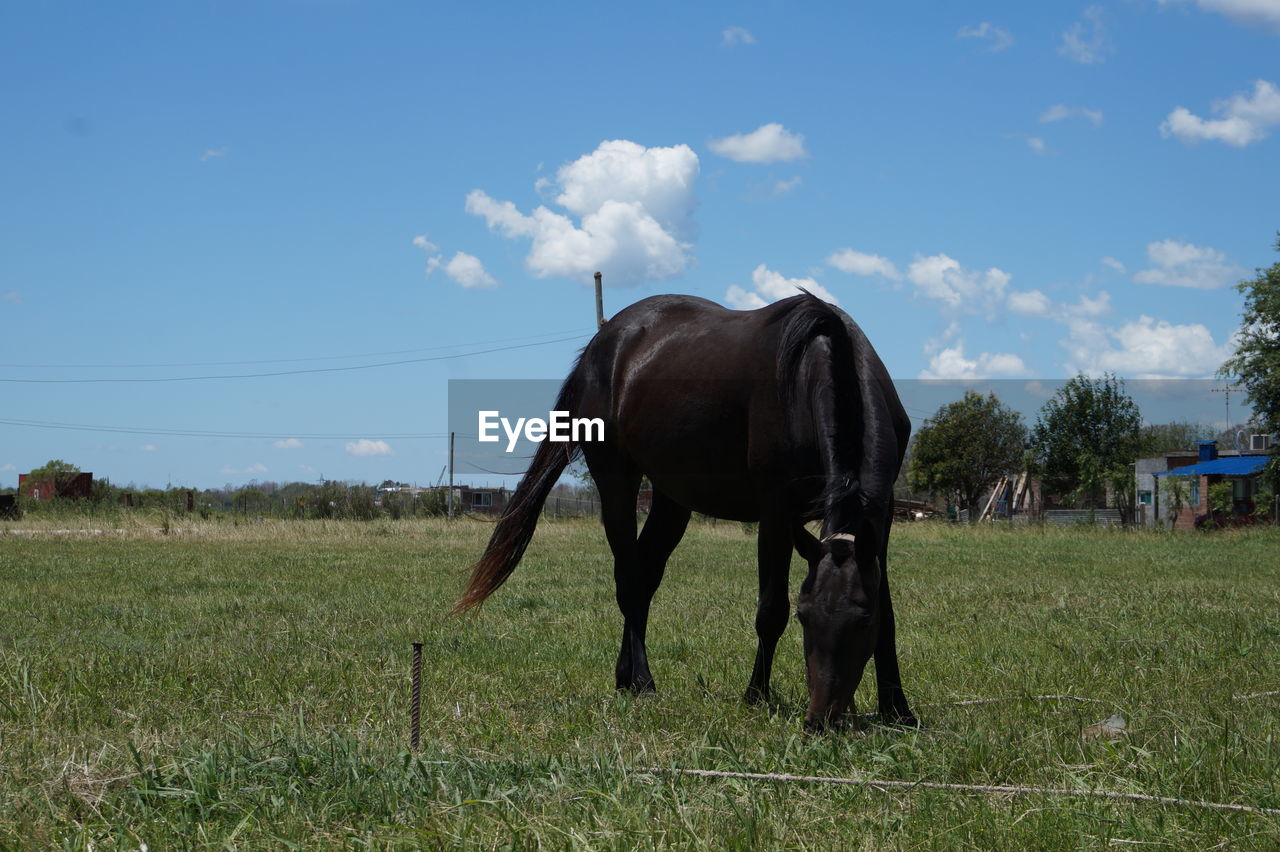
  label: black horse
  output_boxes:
[456,292,914,731]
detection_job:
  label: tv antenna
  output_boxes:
[1211,384,1239,433]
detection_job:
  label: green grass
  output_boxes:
[1,519,1278,848]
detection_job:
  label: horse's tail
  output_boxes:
[453,374,580,614]
[775,292,867,531]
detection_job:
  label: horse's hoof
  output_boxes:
[617,680,656,694]
[883,713,920,729]
[743,687,769,705]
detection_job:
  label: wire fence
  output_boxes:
[542,495,600,519]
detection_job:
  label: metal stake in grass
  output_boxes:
[411,641,423,751]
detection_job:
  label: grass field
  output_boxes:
[1,517,1278,848]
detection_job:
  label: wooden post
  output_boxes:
[594,271,605,329]
[979,477,1007,522]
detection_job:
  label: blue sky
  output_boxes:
[3,1,1278,490]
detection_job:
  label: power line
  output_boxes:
[459,461,530,476]
[0,418,449,440]
[0,327,593,370]
[0,334,590,384]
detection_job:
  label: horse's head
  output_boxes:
[795,531,881,732]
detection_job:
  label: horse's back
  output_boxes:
[572,295,795,515]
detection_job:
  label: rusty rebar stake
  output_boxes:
[411,641,423,751]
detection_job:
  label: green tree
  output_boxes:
[20,459,81,497]
[1029,374,1143,515]
[1219,233,1280,487]
[1164,475,1190,526]
[235,487,269,515]
[909,390,1027,521]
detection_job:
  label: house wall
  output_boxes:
[460,487,510,515]
[1167,473,1263,529]
[1135,453,1197,528]
[1169,474,1210,530]
[17,472,93,501]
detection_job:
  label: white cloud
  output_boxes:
[708,123,808,164]
[1101,256,1126,273]
[428,251,498,289]
[140,444,157,452]
[1160,79,1280,147]
[1133,239,1246,289]
[1157,0,1280,32]
[990,283,1231,378]
[1060,6,1112,64]
[1007,288,1113,321]
[722,25,756,46]
[725,284,768,310]
[274,438,304,449]
[920,338,1030,380]
[220,463,268,475]
[1072,291,1113,318]
[2,291,20,305]
[414,235,499,289]
[826,248,901,280]
[552,141,699,235]
[957,22,1014,51]
[466,139,699,288]
[753,264,838,303]
[1062,316,1236,378]
[1025,136,1049,155]
[906,253,1011,313]
[1040,104,1104,126]
[1007,289,1053,317]
[773,176,802,195]
[346,439,393,457]
[725,263,838,308]
[200,147,228,162]
[0,463,15,472]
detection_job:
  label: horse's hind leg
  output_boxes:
[624,491,690,689]
[744,513,793,704]
[597,466,688,692]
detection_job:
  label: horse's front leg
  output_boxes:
[744,513,793,704]
[873,519,917,726]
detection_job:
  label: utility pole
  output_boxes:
[594,271,605,329]
[447,432,455,520]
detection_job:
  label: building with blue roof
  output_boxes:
[1138,438,1274,528]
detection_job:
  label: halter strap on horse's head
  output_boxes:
[822,533,856,544]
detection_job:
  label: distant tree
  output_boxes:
[1029,373,1143,514]
[235,487,269,514]
[566,456,600,498]
[1211,422,1262,454]
[909,391,1027,521]
[1139,421,1213,456]
[20,459,81,497]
